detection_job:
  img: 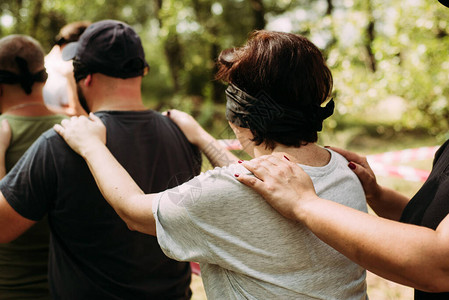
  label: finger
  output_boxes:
[88,112,103,124]
[347,161,376,185]
[251,155,280,168]
[235,174,266,193]
[240,158,272,182]
[264,155,295,169]
[161,111,168,116]
[78,115,89,122]
[61,119,70,128]
[262,155,302,178]
[53,124,64,136]
[327,146,366,165]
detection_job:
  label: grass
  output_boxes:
[188,123,440,299]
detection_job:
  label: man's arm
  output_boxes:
[165,109,239,167]
[0,192,36,243]
[54,114,156,236]
[237,155,449,293]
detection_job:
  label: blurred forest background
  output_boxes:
[2,1,447,298]
[2,0,449,147]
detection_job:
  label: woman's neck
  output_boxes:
[2,101,55,117]
[253,143,331,167]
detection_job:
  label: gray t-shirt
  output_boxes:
[153,149,368,299]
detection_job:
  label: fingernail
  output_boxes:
[283,155,290,161]
[234,174,240,177]
[348,162,356,170]
[238,160,243,163]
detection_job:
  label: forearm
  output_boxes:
[297,197,449,292]
[367,185,410,221]
[81,144,156,235]
[195,129,239,167]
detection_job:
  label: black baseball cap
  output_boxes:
[439,0,449,7]
[62,20,149,79]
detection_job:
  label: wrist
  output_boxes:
[80,142,107,160]
[366,183,385,205]
[292,193,321,224]
[194,129,214,150]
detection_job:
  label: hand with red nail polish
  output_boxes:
[328,146,382,208]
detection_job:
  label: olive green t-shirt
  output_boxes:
[0,114,66,300]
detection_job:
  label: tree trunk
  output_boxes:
[210,28,225,103]
[249,0,266,30]
[154,0,183,92]
[322,0,337,58]
[365,0,376,72]
[154,0,163,27]
[30,0,44,38]
[12,0,24,34]
[326,0,333,16]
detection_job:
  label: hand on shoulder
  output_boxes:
[53,113,106,157]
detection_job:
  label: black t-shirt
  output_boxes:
[0,110,202,299]
[400,139,449,299]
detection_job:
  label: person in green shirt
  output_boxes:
[0,34,66,300]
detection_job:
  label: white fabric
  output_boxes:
[43,46,72,107]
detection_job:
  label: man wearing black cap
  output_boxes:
[0,20,201,299]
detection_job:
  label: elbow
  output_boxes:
[122,214,156,236]
[416,273,449,293]
[120,212,139,232]
[0,235,15,244]
[125,221,138,232]
[423,281,449,294]
[114,205,140,232]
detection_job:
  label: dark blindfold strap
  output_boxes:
[0,57,48,95]
[225,83,334,133]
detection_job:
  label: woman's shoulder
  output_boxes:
[198,163,252,186]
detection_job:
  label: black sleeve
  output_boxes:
[432,139,449,167]
[0,134,57,221]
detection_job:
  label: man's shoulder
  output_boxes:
[30,128,68,153]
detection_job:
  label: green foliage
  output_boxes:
[2,0,449,138]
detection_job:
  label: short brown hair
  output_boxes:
[216,30,333,149]
[0,35,45,74]
[55,20,91,46]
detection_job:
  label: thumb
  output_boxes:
[89,112,104,125]
[348,161,375,185]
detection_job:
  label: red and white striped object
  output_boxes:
[366,146,439,165]
[366,146,438,182]
[367,163,431,182]
[218,140,438,182]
